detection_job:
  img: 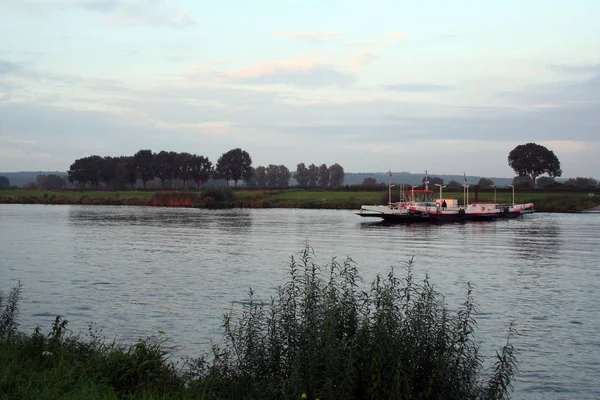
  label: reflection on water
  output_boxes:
[509,219,562,261]
[1,205,600,400]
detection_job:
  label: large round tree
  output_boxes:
[507,143,561,188]
[215,148,252,187]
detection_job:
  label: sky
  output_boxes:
[1,0,599,178]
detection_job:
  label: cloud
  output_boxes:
[387,32,409,40]
[7,0,196,27]
[383,83,454,92]
[340,40,389,46]
[0,60,24,75]
[346,50,380,73]
[274,30,409,47]
[218,55,357,87]
[2,55,599,176]
[548,63,600,74]
[273,31,342,42]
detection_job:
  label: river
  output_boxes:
[1,204,599,399]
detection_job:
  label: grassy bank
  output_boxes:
[1,246,518,399]
[1,188,598,212]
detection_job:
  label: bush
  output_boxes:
[192,245,518,400]
[201,186,234,202]
[0,282,22,340]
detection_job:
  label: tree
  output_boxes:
[133,149,154,189]
[508,143,562,188]
[294,163,309,187]
[277,165,291,187]
[446,180,462,191]
[477,177,494,189]
[254,166,267,187]
[329,163,345,188]
[512,175,532,189]
[215,148,252,187]
[536,176,556,188]
[264,165,290,187]
[190,155,212,190]
[99,157,117,188]
[307,164,319,187]
[317,163,329,188]
[423,176,444,188]
[266,164,280,187]
[175,152,193,189]
[564,177,597,189]
[153,151,177,189]
[36,174,66,190]
[362,177,377,186]
[68,155,103,188]
[0,176,10,190]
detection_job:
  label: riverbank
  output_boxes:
[0,188,598,212]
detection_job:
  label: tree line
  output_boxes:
[65,148,345,190]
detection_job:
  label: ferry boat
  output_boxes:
[358,172,534,223]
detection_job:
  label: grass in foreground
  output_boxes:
[1,245,518,399]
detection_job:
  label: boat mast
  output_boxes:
[424,170,429,191]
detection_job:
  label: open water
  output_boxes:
[1,204,599,399]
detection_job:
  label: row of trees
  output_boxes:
[293,163,345,188]
[67,148,345,190]
[245,165,291,188]
[68,150,213,190]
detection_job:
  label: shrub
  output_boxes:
[0,282,22,340]
[192,244,518,400]
[202,186,234,202]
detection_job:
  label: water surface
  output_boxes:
[1,205,599,399]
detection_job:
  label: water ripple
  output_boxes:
[1,205,600,399]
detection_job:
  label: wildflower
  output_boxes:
[42,351,52,356]
[301,394,307,399]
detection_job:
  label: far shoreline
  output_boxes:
[1,188,599,213]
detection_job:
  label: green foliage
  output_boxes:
[478,177,495,188]
[329,163,345,188]
[294,163,310,186]
[201,186,234,203]
[308,163,319,187]
[134,149,155,189]
[362,177,378,186]
[512,176,532,189]
[0,176,11,190]
[564,177,598,189]
[508,143,562,188]
[215,148,253,187]
[0,282,23,340]
[194,244,518,400]
[318,163,329,188]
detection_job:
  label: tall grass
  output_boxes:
[190,244,518,399]
[0,246,518,399]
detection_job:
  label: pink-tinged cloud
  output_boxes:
[340,40,390,46]
[388,32,409,39]
[346,51,380,73]
[273,31,342,42]
[220,55,356,87]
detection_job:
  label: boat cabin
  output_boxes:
[407,190,435,202]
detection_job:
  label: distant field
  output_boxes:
[1,188,598,212]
